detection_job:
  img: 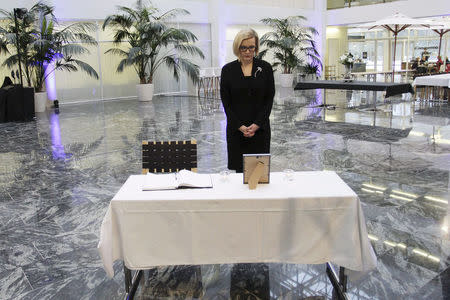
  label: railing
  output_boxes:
[327,0,400,10]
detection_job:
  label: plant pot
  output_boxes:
[34,92,47,113]
[279,73,294,88]
[305,74,317,81]
[136,83,154,101]
[344,65,353,82]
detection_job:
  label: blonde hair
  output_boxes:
[232,28,259,58]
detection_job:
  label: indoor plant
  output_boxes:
[30,11,99,98]
[0,1,99,112]
[103,1,204,101]
[301,62,321,80]
[0,2,53,88]
[339,52,354,77]
[339,52,354,67]
[257,15,322,87]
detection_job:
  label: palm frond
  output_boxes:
[103,14,134,30]
[71,58,99,79]
[60,44,90,56]
[2,55,18,68]
[117,57,135,73]
[0,39,9,55]
[256,49,268,60]
[176,57,200,84]
[117,6,142,23]
[104,48,129,57]
[157,8,189,21]
[53,60,78,73]
[174,44,205,59]
[163,55,180,82]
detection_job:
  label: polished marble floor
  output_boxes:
[0,87,449,299]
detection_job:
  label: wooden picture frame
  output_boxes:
[243,154,271,184]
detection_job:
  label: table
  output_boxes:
[413,73,450,87]
[351,70,413,82]
[413,74,450,100]
[295,80,414,110]
[98,171,377,298]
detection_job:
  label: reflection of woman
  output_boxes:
[220,28,275,172]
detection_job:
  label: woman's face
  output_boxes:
[239,37,256,64]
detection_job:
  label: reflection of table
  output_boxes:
[351,70,414,82]
[295,80,414,110]
[0,85,35,122]
[413,74,450,100]
[98,171,377,299]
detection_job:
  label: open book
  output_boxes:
[142,170,213,191]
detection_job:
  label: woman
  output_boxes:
[436,55,443,72]
[220,28,275,173]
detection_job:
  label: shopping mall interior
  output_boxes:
[0,0,449,299]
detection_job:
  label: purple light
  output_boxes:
[44,61,57,101]
[49,112,67,160]
[316,89,323,106]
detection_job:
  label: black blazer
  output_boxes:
[220,58,275,132]
[220,57,275,171]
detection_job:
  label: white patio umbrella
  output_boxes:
[359,13,437,81]
[429,17,450,58]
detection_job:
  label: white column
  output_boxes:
[314,0,327,79]
[209,0,227,68]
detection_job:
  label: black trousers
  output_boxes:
[230,263,270,300]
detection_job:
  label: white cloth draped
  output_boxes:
[413,73,450,87]
[98,171,377,278]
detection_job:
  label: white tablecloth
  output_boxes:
[98,171,377,278]
[413,73,450,87]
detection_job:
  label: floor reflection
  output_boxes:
[0,90,448,299]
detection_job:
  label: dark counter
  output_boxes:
[0,85,35,122]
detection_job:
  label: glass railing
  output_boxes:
[328,0,400,10]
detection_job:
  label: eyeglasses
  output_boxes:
[239,45,256,52]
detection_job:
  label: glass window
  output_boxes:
[348,41,375,70]
[99,41,139,100]
[376,40,384,71]
[365,31,376,39]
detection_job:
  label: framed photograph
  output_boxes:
[243,154,271,184]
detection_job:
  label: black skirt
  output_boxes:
[227,127,270,172]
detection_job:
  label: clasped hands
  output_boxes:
[239,124,259,138]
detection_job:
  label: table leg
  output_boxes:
[123,264,143,300]
[326,263,348,300]
[339,266,348,293]
[124,264,131,293]
[314,89,335,109]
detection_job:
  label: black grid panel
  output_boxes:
[142,140,197,173]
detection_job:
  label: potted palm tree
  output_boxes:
[30,11,99,111]
[257,16,322,87]
[0,2,53,88]
[103,1,205,101]
[301,62,321,81]
[0,2,99,112]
